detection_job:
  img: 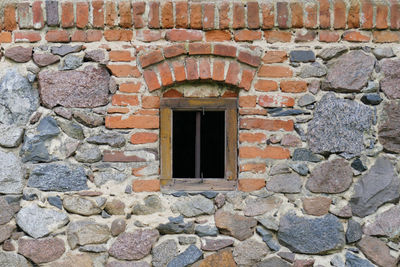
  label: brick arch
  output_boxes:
[138,43,261,92]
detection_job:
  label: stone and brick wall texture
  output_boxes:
[1,0,400,266]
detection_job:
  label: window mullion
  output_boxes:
[195,111,201,178]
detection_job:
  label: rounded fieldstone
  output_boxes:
[105,199,125,215]
[67,220,110,249]
[5,46,32,63]
[33,52,60,67]
[111,219,126,237]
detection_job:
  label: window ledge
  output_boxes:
[161,178,236,192]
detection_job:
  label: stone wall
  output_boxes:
[1,1,400,266]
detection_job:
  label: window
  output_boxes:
[160,98,238,191]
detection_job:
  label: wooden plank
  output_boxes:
[160,107,172,185]
[161,179,237,191]
[161,98,237,109]
[226,108,238,180]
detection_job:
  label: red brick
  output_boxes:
[390,2,400,29]
[239,96,257,108]
[131,132,158,144]
[373,31,400,43]
[213,44,237,57]
[319,30,340,42]
[45,30,70,42]
[172,61,186,82]
[33,1,44,29]
[347,1,360,28]
[119,1,132,28]
[240,163,266,173]
[189,43,211,55]
[343,30,370,42]
[106,115,159,129]
[105,1,117,27]
[319,0,331,28]
[3,4,17,31]
[258,65,293,78]
[262,51,287,63]
[132,2,146,28]
[199,58,211,80]
[239,146,290,160]
[0,32,12,43]
[61,2,74,28]
[164,44,186,58]
[239,69,255,91]
[175,1,188,28]
[140,50,163,68]
[238,179,266,192]
[112,94,139,106]
[109,51,133,62]
[163,89,183,98]
[186,58,199,81]
[254,80,278,92]
[240,118,294,131]
[258,95,295,107]
[158,62,173,86]
[103,151,149,162]
[305,2,317,28]
[333,0,346,29]
[17,2,31,29]
[277,2,289,28]
[264,31,292,43]
[234,30,262,42]
[71,29,102,42]
[239,133,267,143]
[281,81,307,93]
[166,29,203,42]
[290,2,303,28]
[239,108,268,116]
[119,82,141,93]
[261,3,274,29]
[247,2,260,29]
[92,1,104,28]
[137,30,161,42]
[108,107,130,114]
[148,1,160,29]
[161,1,173,28]
[133,180,160,192]
[76,2,89,28]
[219,2,230,29]
[295,30,317,42]
[142,96,160,109]
[238,51,261,67]
[143,70,161,91]
[203,3,215,29]
[212,60,225,81]
[225,62,240,86]
[205,30,231,42]
[190,3,202,29]
[222,90,238,98]
[136,109,159,116]
[14,31,41,43]
[107,65,140,78]
[233,3,245,29]
[376,4,389,29]
[360,0,373,29]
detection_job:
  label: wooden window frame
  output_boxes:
[160,98,238,191]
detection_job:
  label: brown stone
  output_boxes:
[73,111,104,128]
[214,210,257,241]
[306,159,353,193]
[379,101,400,153]
[111,218,126,236]
[357,236,397,267]
[380,59,400,99]
[67,220,110,249]
[363,205,400,240]
[5,46,32,63]
[33,52,60,67]
[0,224,15,243]
[38,66,110,108]
[18,237,65,264]
[2,239,15,251]
[193,249,237,267]
[49,252,93,267]
[201,238,234,251]
[303,197,331,216]
[105,199,125,215]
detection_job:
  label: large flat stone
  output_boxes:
[378,101,400,153]
[67,220,110,249]
[38,66,110,108]
[0,151,24,194]
[167,244,202,267]
[171,195,214,217]
[63,196,103,216]
[357,236,397,267]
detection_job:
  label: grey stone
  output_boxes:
[157,216,195,235]
[379,101,400,153]
[0,251,31,267]
[200,191,218,199]
[266,173,302,193]
[233,239,269,266]
[152,239,178,267]
[47,196,62,210]
[345,252,374,267]
[290,50,315,62]
[350,157,400,217]
[94,171,127,187]
[360,94,383,105]
[75,144,102,163]
[60,54,83,70]
[167,244,202,267]
[51,45,82,56]
[307,93,373,157]
[255,214,279,231]
[73,110,104,127]
[132,195,163,215]
[107,261,150,267]
[256,257,291,267]
[299,62,327,78]
[16,204,69,238]
[63,195,103,216]
[201,238,233,251]
[306,159,353,194]
[0,197,16,225]
[362,80,380,93]
[111,218,126,236]
[57,119,85,139]
[38,66,109,108]
[317,46,348,60]
[87,133,126,148]
[4,46,32,63]
[363,205,400,240]
[292,148,323,162]
[37,116,60,137]
[351,158,367,172]
[195,225,218,237]
[278,213,345,254]
[330,255,345,267]
[178,236,197,245]
[28,164,88,192]
[67,220,110,249]
[298,94,316,107]
[0,69,39,126]
[346,219,362,243]
[0,224,16,243]
[373,47,395,59]
[84,50,105,62]
[269,163,291,176]
[46,1,59,26]
[172,195,215,217]
[33,52,59,67]
[324,51,375,92]
[79,245,107,253]
[244,196,282,216]
[256,226,281,251]
[0,151,24,194]
[289,162,309,176]
[270,109,309,117]
[20,135,52,163]
[0,125,24,148]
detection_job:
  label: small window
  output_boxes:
[160,98,238,191]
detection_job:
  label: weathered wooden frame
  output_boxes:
[160,98,238,191]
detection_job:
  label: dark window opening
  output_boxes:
[173,111,225,179]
